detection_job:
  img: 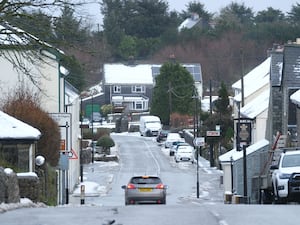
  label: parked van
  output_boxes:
[139,115,162,136]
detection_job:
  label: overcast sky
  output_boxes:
[81,0,300,30]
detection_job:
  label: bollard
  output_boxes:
[80,184,85,205]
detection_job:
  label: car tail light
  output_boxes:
[127,183,136,189]
[156,183,164,189]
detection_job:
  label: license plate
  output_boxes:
[139,188,152,192]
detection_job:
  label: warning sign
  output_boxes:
[68,148,78,160]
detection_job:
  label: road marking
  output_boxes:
[144,141,161,175]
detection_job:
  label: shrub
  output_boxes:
[96,135,115,154]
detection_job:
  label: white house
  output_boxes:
[219,57,271,200]
[0,23,81,203]
[232,57,271,144]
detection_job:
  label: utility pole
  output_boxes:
[209,79,214,167]
[168,82,172,126]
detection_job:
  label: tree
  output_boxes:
[96,134,115,155]
[255,7,285,23]
[214,82,231,115]
[288,3,300,26]
[1,87,61,167]
[150,62,195,125]
[101,0,173,59]
[214,2,254,33]
[53,4,89,47]
[0,1,91,90]
[118,35,138,60]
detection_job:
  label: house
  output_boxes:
[231,57,271,144]
[0,111,41,172]
[178,13,201,32]
[0,23,81,204]
[219,57,271,202]
[102,63,203,113]
[219,40,300,203]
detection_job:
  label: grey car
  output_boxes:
[121,175,168,205]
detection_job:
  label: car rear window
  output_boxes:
[130,177,161,184]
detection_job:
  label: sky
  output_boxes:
[81,0,300,30]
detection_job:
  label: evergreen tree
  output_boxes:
[150,62,195,125]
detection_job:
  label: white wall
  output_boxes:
[0,50,60,113]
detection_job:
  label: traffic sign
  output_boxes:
[193,137,205,147]
[206,131,220,137]
[68,148,79,160]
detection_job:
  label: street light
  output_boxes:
[193,87,200,199]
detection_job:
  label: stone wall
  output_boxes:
[17,173,40,202]
[0,167,20,204]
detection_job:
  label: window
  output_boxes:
[135,101,143,110]
[113,85,121,93]
[132,85,145,93]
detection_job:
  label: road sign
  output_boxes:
[193,137,205,147]
[206,131,220,137]
[68,148,79,160]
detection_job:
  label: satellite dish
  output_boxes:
[35,155,45,166]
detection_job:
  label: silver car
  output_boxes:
[121,175,168,205]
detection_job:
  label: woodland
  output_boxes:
[6,0,300,93]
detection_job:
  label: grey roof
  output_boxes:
[152,63,202,82]
[270,51,283,87]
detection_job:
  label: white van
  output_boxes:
[139,115,162,136]
[164,133,182,148]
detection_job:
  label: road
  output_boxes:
[70,133,224,206]
[1,133,300,225]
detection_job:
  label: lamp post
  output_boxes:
[80,97,83,182]
[192,87,200,199]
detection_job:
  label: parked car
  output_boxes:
[169,141,189,156]
[165,133,182,148]
[174,145,195,163]
[80,117,90,127]
[121,175,168,205]
[90,112,102,122]
[272,150,300,203]
[156,129,170,142]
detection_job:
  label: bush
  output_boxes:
[96,135,115,155]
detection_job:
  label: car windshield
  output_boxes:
[282,154,300,168]
[130,177,161,184]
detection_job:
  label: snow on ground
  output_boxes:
[0,131,224,212]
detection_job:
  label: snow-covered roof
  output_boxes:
[178,13,200,32]
[104,64,154,85]
[201,96,219,112]
[232,57,270,102]
[290,89,300,107]
[65,81,79,105]
[240,89,269,119]
[0,111,41,140]
[0,22,64,55]
[219,139,269,162]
